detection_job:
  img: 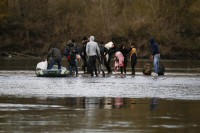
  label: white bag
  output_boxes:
[104,42,113,62]
[105,41,113,50]
[76,54,81,60]
[36,60,48,70]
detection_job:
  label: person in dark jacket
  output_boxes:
[104,42,117,74]
[119,44,132,74]
[98,41,108,64]
[65,40,79,76]
[149,38,160,76]
[97,41,108,74]
[80,36,88,73]
[47,45,62,70]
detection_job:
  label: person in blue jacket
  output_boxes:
[149,38,160,76]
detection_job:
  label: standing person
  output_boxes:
[47,44,62,70]
[65,40,79,76]
[86,36,100,77]
[80,36,88,73]
[98,41,108,65]
[119,44,132,75]
[97,41,108,74]
[104,42,116,74]
[114,51,124,75]
[130,43,137,75]
[149,38,160,76]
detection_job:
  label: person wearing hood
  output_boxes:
[65,40,79,76]
[149,38,160,76]
[86,36,100,77]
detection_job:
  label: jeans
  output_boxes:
[48,58,61,69]
[69,59,78,75]
[154,54,160,74]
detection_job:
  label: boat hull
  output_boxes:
[36,69,69,77]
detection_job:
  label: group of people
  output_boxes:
[47,35,160,77]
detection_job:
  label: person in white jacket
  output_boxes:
[86,36,100,77]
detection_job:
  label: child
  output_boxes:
[114,51,124,75]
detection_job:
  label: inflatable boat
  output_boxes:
[35,60,69,77]
[36,65,69,77]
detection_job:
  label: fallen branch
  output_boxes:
[9,52,38,58]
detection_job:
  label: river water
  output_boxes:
[0,58,200,133]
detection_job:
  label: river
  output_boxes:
[0,58,200,133]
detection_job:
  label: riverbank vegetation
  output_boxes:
[0,0,200,59]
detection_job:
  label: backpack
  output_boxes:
[69,52,76,66]
[66,43,78,65]
[143,63,152,75]
[158,65,165,75]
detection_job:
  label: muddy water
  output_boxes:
[0,71,200,132]
[1,58,200,73]
[0,97,200,133]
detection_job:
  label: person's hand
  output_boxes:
[151,55,154,60]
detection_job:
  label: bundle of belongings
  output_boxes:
[143,63,165,76]
[143,63,152,75]
[158,65,165,76]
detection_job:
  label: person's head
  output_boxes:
[82,36,88,45]
[120,44,125,50]
[150,38,155,45]
[99,41,104,45]
[130,42,136,48]
[112,43,115,48]
[72,39,75,43]
[67,40,73,47]
[82,36,88,41]
[90,36,95,41]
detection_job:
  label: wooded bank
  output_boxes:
[0,0,200,59]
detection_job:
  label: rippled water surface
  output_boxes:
[0,71,200,99]
[0,71,200,132]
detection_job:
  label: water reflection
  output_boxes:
[150,98,159,111]
[1,97,200,132]
[103,98,112,109]
[114,97,124,109]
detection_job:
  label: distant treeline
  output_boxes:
[0,0,200,59]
